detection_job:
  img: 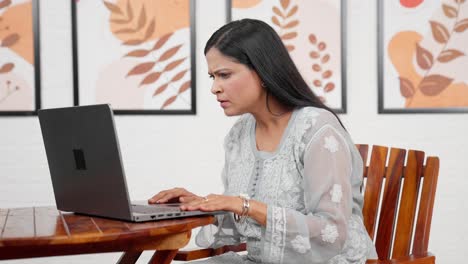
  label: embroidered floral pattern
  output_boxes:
[321,224,339,243]
[324,135,339,153]
[291,235,311,254]
[330,184,343,204]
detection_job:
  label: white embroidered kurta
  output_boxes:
[193,107,377,264]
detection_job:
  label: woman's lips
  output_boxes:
[218,100,230,108]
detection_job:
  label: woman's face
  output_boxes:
[205,48,265,116]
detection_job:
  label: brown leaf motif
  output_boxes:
[153,83,169,96]
[322,70,332,79]
[309,34,317,44]
[324,83,335,92]
[158,45,183,62]
[152,33,173,51]
[283,20,299,29]
[429,21,450,44]
[163,58,186,71]
[418,74,453,96]
[103,1,123,15]
[437,49,464,62]
[310,51,320,59]
[399,77,415,98]
[281,32,297,40]
[127,62,155,77]
[178,80,191,93]
[272,7,284,18]
[0,63,14,74]
[442,4,458,18]
[454,18,468,32]
[162,95,177,109]
[287,5,298,17]
[415,43,433,70]
[140,72,162,86]
[280,0,290,10]
[144,19,156,40]
[122,38,145,46]
[171,69,188,82]
[124,49,151,58]
[1,33,19,47]
[0,0,12,10]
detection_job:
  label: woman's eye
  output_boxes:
[219,73,230,79]
[208,74,214,79]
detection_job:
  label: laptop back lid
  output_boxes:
[38,104,133,221]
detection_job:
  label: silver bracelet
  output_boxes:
[234,193,250,223]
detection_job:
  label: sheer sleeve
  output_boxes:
[262,124,353,263]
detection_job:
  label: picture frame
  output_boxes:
[71,0,196,115]
[378,0,468,114]
[0,0,41,116]
[227,0,347,113]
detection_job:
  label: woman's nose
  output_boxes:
[211,83,222,94]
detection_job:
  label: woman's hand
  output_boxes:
[180,194,244,215]
[148,187,199,204]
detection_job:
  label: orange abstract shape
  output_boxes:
[0,1,34,65]
[107,0,190,44]
[388,31,468,107]
[232,0,262,9]
[400,0,424,8]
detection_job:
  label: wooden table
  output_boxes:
[0,206,215,263]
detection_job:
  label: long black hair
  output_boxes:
[204,18,345,129]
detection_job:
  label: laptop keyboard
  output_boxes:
[131,204,181,214]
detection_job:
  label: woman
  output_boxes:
[149,19,377,263]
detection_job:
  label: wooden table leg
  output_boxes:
[148,250,178,264]
[117,251,143,264]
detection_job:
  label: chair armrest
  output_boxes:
[174,243,247,261]
[366,252,435,264]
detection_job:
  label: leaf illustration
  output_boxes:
[313,80,322,87]
[162,95,177,109]
[140,72,162,86]
[454,18,468,32]
[136,5,147,31]
[286,45,295,51]
[0,63,14,73]
[124,49,150,57]
[127,62,155,77]
[163,58,186,71]
[178,80,191,93]
[158,44,183,62]
[429,21,450,43]
[280,0,290,10]
[114,27,135,34]
[284,20,299,29]
[272,7,284,18]
[418,74,453,96]
[322,70,332,79]
[399,77,415,98]
[309,34,317,44]
[310,51,320,59]
[153,83,169,96]
[144,19,155,40]
[312,64,321,72]
[103,1,123,15]
[437,49,464,62]
[324,82,335,92]
[321,54,330,63]
[0,0,12,10]
[171,69,188,82]
[152,32,173,50]
[1,33,19,47]
[287,5,298,17]
[281,32,297,40]
[318,42,326,51]
[111,0,133,24]
[272,16,281,27]
[110,18,129,24]
[123,38,144,46]
[442,4,458,18]
[415,43,433,70]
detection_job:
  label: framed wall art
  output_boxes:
[378,0,468,113]
[0,0,41,116]
[228,0,347,113]
[72,0,196,115]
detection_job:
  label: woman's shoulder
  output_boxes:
[224,113,252,143]
[295,106,342,130]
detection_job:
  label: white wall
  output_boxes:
[0,0,466,263]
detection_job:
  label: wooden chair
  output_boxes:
[173,145,439,263]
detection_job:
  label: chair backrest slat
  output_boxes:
[412,156,439,255]
[392,150,425,259]
[357,145,439,261]
[362,145,388,241]
[374,148,406,259]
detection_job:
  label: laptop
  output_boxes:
[38,104,222,222]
